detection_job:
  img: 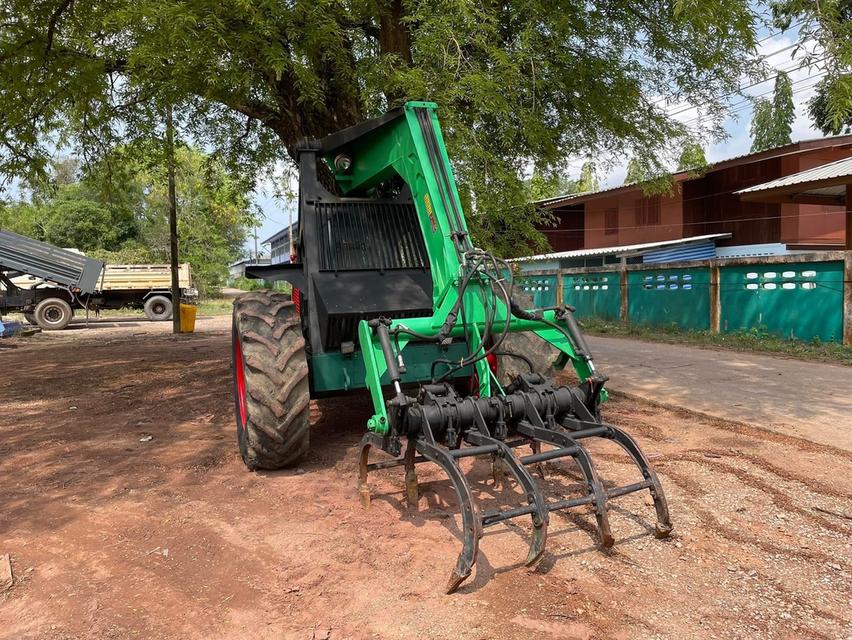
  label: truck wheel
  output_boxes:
[23,312,37,325]
[232,291,310,470]
[144,295,173,321]
[33,298,74,330]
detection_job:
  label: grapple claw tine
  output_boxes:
[446,569,468,595]
[404,439,419,508]
[490,454,505,487]
[605,425,673,537]
[570,442,615,548]
[415,438,481,594]
[525,526,547,567]
[358,434,373,510]
[466,431,549,568]
[530,441,547,479]
[516,421,614,548]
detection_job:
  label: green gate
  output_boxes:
[563,272,621,320]
[627,267,711,330]
[719,261,844,341]
[517,274,557,308]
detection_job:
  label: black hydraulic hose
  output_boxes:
[432,256,513,383]
[394,255,485,343]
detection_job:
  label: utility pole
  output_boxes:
[166,105,181,335]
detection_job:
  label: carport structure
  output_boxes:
[737,155,852,250]
[736,156,852,344]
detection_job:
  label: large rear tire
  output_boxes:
[33,297,73,330]
[231,291,310,470]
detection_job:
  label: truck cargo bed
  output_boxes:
[0,230,104,294]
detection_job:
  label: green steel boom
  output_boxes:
[320,102,597,433]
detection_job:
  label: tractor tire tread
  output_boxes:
[233,290,310,470]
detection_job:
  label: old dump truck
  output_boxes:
[232,103,672,592]
[0,230,196,329]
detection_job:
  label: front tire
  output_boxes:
[33,298,73,330]
[232,291,310,470]
[144,295,173,321]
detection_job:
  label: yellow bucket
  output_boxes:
[179,303,197,333]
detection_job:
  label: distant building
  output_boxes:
[229,255,270,280]
[535,135,852,259]
[263,223,299,265]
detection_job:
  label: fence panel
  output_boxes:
[627,267,711,330]
[563,272,621,320]
[516,274,558,308]
[720,261,844,341]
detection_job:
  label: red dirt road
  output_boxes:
[0,316,850,639]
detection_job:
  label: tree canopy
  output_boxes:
[750,71,795,152]
[0,0,769,256]
[771,0,852,136]
[624,157,652,184]
[677,140,708,172]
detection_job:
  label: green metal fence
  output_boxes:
[720,261,844,341]
[563,272,621,320]
[517,274,557,308]
[519,252,848,344]
[627,267,711,330]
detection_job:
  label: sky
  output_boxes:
[243,22,825,255]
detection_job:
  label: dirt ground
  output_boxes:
[1,316,850,640]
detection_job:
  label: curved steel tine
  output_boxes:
[490,453,506,487]
[404,437,419,508]
[516,422,614,548]
[358,433,375,509]
[569,441,615,547]
[605,425,673,537]
[415,439,482,594]
[467,432,549,566]
[529,441,546,479]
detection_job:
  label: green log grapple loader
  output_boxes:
[232,102,672,593]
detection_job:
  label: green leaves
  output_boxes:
[750,71,795,152]
[1,0,765,256]
[2,145,257,295]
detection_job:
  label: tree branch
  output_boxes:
[45,0,76,55]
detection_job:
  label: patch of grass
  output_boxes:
[91,297,235,318]
[580,316,852,367]
[196,298,233,316]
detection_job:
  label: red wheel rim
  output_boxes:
[234,333,248,426]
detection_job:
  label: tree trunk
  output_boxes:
[378,0,413,105]
[379,0,412,64]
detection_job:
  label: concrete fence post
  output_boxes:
[710,261,721,334]
[619,264,628,323]
[556,269,564,307]
[844,251,852,346]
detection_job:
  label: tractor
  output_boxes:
[231,102,672,593]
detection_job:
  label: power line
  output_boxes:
[678,73,826,128]
[543,208,851,235]
[667,60,824,121]
[651,34,815,113]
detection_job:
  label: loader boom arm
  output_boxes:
[319,102,597,432]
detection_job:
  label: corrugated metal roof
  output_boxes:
[536,134,852,209]
[735,156,852,194]
[642,241,716,264]
[510,233,731,262]
[263,222,299,246]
